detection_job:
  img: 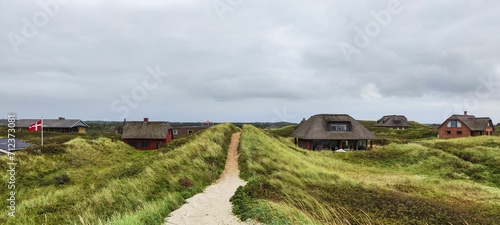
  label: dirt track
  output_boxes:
[165,132,258,225]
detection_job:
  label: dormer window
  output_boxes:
[447,120,462,128]
[328,122,351,131]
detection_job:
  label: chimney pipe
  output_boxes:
[144,118,149,122]
[464,111,468,116]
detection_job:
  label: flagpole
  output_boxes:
[41,117,44,146]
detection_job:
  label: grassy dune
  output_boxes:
[232,125,500,224]
[0,123,239,225]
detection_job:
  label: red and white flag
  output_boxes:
[29,120,42,131]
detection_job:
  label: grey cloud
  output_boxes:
[1,0,499,122]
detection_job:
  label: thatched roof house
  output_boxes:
[292,114,376,151]
[374,115,409,129]
[15,117,89,133]
[438,111,495,139]
[122,118,173,150]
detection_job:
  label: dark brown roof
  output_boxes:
[440,114,494,131]
[0,138,31,151]
[122,121,171,139]
[291,114,376,140]
[15,119,89,128]
[374,115,409,127]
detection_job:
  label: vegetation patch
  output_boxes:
[0,123,239,225]
[233,125,500,224]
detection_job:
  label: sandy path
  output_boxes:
[165,132,258,225]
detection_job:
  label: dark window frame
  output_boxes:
[140,141,150,148]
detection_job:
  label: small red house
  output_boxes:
[438,111,495,139]
[122,118,173,150]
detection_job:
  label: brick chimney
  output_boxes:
[143,118,149,122]
[464,111,468,116]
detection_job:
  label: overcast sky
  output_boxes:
[1,0,500,123]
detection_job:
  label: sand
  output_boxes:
[165,132,259,225]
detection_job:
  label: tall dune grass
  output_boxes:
[233,125,500,224]
[0,123,239,224]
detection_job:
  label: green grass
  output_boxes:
[232,125,500,224]
[265,125,297,138]
[0,123,239,224]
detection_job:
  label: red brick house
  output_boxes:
[122,118,173,150]
[438,111,495,139]
[292,114,376,151]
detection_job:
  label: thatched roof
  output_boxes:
[15,119,89,128]
[374,115,409,127]
[292,114,376,140]
[440,114,494,131]
[122,121,171,139]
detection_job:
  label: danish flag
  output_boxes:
[29,120,42,131]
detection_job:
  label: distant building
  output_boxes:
[292,114,376,151]
[15,117,89,133]
[172,126,207,139]
[374,115,409,130]
[122,118,173,150]
[438,111,495,139]
[122,118,209,150]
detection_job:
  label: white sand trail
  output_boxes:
[165,132,259,225]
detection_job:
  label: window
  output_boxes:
[140,141,150,148]
[489,131,493,136]
[447,121,461,128]
[331,124,347,131]
[457,131,462,135]
[128,142,138,148]
[173,130,178,135]
[445,131,451,135]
